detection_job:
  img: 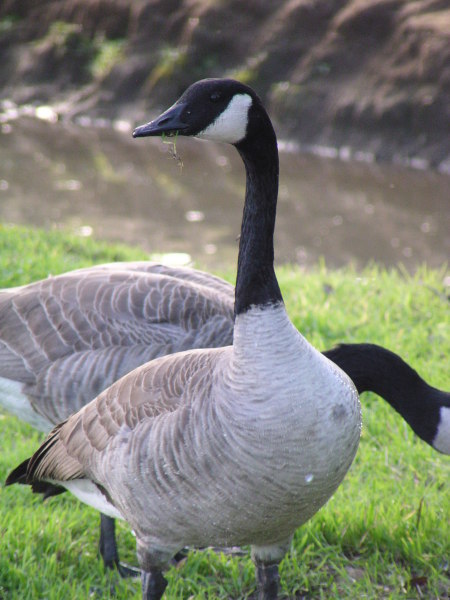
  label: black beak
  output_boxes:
[133,103,189,138]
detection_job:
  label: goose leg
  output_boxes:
[252,541,289,600]
[256,563,280,600]
[141,569,167,600]
[99,514,140,578]
[137,543,174,600]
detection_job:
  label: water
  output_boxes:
[0,116,448,272]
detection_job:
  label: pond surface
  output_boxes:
[0,116,448,272]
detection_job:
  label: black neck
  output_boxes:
[234,111,283,315]
[323,343,448,446]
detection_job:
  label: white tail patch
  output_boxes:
[196,93,252,144]
[62,479,124,520]
[433,406,450,454]
[0,377,52,432]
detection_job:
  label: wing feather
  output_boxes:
[25,347,225,484]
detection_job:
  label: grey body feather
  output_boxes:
[0,262,233,427]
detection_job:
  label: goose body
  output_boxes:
[38,305,358,554]
[4,79,447,598]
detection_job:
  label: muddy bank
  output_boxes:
[1,0,449,171]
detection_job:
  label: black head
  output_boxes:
[132,78,263,145]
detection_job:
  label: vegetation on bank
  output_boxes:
[1,2,449,168]
[0,225,449,599]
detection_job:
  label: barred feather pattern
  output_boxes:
[0,262,234,425]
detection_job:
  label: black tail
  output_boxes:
[5,458,65,499]
[5,458,29,486]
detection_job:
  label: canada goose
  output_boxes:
[3,79,445,598]
[2,263,449,578]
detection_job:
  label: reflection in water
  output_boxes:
[0,117,448,272]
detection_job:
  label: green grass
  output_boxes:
[0,225,449,599]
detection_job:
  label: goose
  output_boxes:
[3,79,447,598]
[2,263,449,578]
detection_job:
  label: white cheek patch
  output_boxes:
[433,406,450,454]
[196,93,252,144]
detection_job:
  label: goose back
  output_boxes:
[0,263,233,427]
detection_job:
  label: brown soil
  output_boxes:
[1,0,449,170]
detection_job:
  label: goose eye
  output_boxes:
[210,92,221,103]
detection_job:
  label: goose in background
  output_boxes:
[4,79,449,598]
[2,262,449,579]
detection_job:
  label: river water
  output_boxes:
[0,115,448,272]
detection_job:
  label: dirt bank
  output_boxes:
[1,0,449,171]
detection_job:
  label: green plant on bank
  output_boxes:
[33,21,125,81]
[145,46,188,91]
[0,14,20,33]
[0,225,449,599]
[226,52,268,86]
[225,66,257,85]
[40,21,84,47]
[90,37,126,79]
